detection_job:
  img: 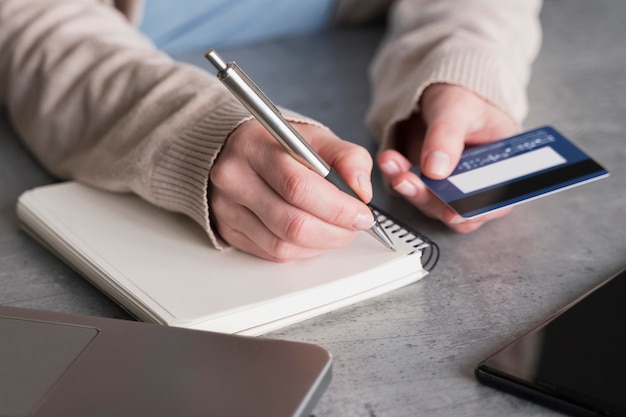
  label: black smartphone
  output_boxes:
[476,268,626,417]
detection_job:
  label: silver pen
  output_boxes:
[204,49,395,251]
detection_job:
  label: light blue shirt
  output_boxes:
[139,0,335,52]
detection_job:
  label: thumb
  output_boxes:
[420,120,467,179]
[418,85,475,180]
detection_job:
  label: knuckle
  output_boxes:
[209,160,239,191]
[281,172,354,227]
[267,237,294,263]
[215,222,238,246]
[337,145,372,171]
[325,200,351,225]
[209,163,228,188]
[450,221,480,234]
[352,145,372,162]
[279,210,310,245]
[280,171,311,206]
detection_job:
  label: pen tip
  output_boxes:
[367,223,396,251]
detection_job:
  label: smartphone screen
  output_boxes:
[476,268,626,417]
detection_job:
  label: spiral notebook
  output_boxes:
[17,181,438,336]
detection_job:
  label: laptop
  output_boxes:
[0,305,332,417]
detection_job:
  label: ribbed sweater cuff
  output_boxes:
[150,99,251,250]
[415,47,524,120]
[372,47,527,153]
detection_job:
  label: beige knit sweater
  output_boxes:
[0,0,541,249]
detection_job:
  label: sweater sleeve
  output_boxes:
[366,0,543,150]
[0,0,253,249]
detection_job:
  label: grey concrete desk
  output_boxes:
[1,0,625,415]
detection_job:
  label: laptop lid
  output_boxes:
[0,306,332,417]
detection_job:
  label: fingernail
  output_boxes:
[424,151,451,178]
[357,172,372,200]
[353,212,374,230]
[380,159,401,176]
[449,215,465,224]
[393,179,417,197]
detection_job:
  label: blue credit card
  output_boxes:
[412,126,609,219]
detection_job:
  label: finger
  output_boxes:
[444,207,513,233]
[312,132,375,203]
[212,152,360,250]
[385,168,513,230]
[245,138,375,234]
[288,123,375,205]
[388,170,453,219]
[213,201,326,262]
[378,149,413,180]
[255,192,359,250]
[378,150,446,216]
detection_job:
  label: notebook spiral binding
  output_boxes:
[373,207,440,272]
